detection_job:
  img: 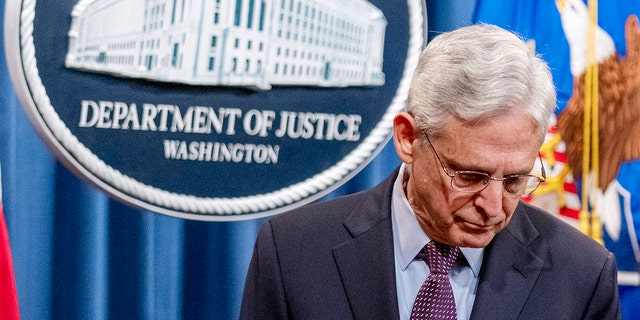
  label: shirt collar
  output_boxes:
[391,163,484,277]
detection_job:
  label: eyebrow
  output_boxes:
[437,151,482,172]
[440,153,534,176]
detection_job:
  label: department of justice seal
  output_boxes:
[4,0,426,221]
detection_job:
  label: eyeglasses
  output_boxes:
[424,135,546,196]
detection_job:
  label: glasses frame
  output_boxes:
[423,134,546,196]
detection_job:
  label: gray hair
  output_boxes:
[407,24,556,141]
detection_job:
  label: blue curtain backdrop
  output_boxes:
[0,1,475,319]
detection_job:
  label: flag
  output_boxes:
[0,164,20,319]
[474,1,640,319]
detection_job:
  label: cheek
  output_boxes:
[410,179,448,222]
[412,170,473,219]
[413,174,451,212]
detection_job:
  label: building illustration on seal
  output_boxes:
[65,0,387,90]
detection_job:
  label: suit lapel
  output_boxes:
[328,170,548,319]
[332,168,400,320]
[470,204,545,319]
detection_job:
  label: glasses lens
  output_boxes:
[452,172,490,192]
[504,175,541,195]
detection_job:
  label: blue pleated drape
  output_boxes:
[0,0,476,319]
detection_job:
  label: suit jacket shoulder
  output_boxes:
[240,168,401,320]
[471,202,621,320]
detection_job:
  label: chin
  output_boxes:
[453,231,497,248]
[450,222,504,247]
[459,239,492,248]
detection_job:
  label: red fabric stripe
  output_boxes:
[0,203,21,319]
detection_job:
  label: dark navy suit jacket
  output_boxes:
[240,168,621,319]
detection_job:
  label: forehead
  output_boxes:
[434,114,541,172]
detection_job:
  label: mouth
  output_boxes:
[459,220,498,232]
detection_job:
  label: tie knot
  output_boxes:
[419,241,460,274]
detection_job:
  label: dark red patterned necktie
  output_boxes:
[410,241,460,319]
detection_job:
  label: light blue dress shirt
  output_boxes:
[392,164,484,320]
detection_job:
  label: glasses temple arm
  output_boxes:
[538,155,546,181]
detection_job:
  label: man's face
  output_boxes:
[405,113,541,248]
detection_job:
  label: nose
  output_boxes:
[474,179,504,218]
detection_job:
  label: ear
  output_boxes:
[393,112,419,164]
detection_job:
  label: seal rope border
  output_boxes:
[15,0,424,221]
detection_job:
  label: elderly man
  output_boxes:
[240,24,621,320]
